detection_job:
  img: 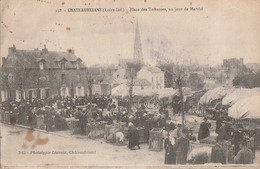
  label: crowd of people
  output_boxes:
[0,95,170,144]
[163,110,256,165]
[0,95,258,165]
[212,113,256,164]
[1,95,115,131]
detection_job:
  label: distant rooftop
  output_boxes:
[4,45,86,69]
[147,66,163,73]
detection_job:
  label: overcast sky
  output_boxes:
[1,0,259,66]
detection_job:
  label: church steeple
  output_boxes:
[133,21,144,65]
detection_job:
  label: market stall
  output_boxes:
[198,87,235,117]
[199,87,235,106]
[222,88,260,106]
[86,121,107,139]
[148,128,164,152]
[228,95,260,120]
[228,95,260,147]
[111,84,129,97]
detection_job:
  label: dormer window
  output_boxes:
[39,62,44,70]
[36,58,46,70]
[76,63,80,69]
[70,58,82,70]
[61,63,65,69]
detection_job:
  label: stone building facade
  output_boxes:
[1,45,88,102]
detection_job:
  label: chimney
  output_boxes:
[70,49,75,54]
[8,44,16,56]
[67,48,75,54]
[2,57,6,67]
[42,44,48,54]
[240,58,244,64]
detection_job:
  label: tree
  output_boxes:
[188,73,205,91]
[125,61,142,78]
[86,73,94,98]
[172,63,188,125]
[128,68,134,113]
[125,62,138,114]
[233,70,260,88]
[157,62,174,88]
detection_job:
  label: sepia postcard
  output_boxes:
[0,0,260,168]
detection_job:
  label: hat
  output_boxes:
[241,140,247,146]
[128,122,134,127]
[182,128,188,134]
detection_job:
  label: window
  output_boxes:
[77,74,81,82]
[152,77,153,83]
[41,89,46,99]
[39,62,44,70]
[61,63,65,69]
[156,76,158,83]
[61,74,66,84]
[76,63,80,70]
[8,73,14,83]
[160,76,162,83]
[33,75,38,84]
[61,87,67,97]
[45,88,50,98]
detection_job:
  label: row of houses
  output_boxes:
[0,45,165,102]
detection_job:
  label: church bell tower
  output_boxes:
[133,21,144,65]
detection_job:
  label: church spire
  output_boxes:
[133,21,144,65]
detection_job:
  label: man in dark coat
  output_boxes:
[44,107,54,131]
[231,125,244,156]
[164,136,176,164]
[198,117,211,141]
[234,140,253,164]
[217,122,226,141]
[174,128,190,164]
[224,123,232,140]
[79,110,88,135]
[127,123,140,150]
[215,114,223,134]
[211,138,226,164]
[143,115,150,143]
[54,113,63,131]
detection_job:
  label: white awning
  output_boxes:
[222,88,260,106]
[199,87,235,105]
[228,95,260,119]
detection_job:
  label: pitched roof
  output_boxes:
[5,48,86,69]
[147,66,163,73]
[134,78,151,86]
